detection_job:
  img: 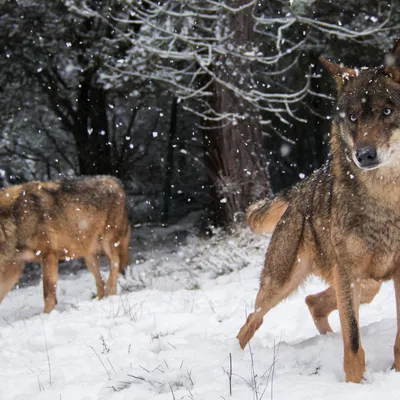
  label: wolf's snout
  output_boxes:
[355,147,378,168]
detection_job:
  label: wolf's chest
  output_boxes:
[349,212,400,254]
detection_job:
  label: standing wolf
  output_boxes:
[246,182,383,338]
[237,41,400,383]
[0,175,131,313]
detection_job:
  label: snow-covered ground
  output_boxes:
[1,227,400,399]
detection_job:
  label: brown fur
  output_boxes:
[246,197,288,234]
[0,175,131,313]
[238,41,400,383]
[246,187,382,335]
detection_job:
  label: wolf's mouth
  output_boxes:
[353,146,400,170]
[356,163,381,171]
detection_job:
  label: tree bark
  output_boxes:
[161,96,178,224]
[72,68,113,176]
[203,1,270,225]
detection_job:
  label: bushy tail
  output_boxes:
[246,196,288,234]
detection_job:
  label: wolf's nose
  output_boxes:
[355,147,377,168]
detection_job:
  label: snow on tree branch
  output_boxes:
[76,0,390,127]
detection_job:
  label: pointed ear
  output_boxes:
[384,39,400,82]
[319,57,358,91]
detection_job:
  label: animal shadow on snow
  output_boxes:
[264,318,397,381]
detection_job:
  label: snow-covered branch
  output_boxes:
[74,0,393,126]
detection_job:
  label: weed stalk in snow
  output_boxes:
[40,317,52,387]
[169,382,176,400]
[248,341,259,400]
[88,345,111,380]
[228,353,232,396]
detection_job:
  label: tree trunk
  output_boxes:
[161,96,178,224]
[203,1,270,225]
[73,69,113,176]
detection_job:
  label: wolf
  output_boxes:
[246,188,383,337]
[237,41,400,383]
[0,175,131,313]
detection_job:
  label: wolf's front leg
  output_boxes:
[335,267,365,383]
[0,262,22,305]
[392,268,400,370]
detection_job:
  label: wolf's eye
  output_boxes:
[382,108,392,117]
[349,114,357,123]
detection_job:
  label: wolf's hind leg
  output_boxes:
[237,206,309,349]
[102,240,120,296]
[305,286,336,335]
[42,252,58,313]
[84,254,105,300]
[118,225,131,276]
[305,279,381,335]
[237,246,311,349]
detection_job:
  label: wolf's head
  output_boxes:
[322,41,400,171]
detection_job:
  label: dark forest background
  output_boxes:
[0,0,398,229]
